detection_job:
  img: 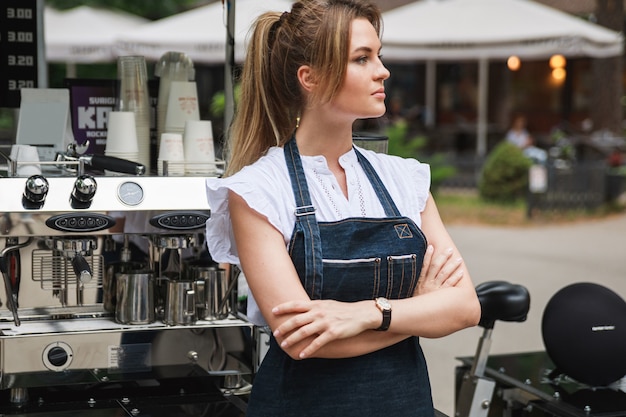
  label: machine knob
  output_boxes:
[43,341,73,371]
[47,346,69,367]
[22,175,49,208]
[71,175,97,208]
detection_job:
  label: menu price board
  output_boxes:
[0,0,40,108]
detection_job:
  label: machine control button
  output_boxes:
[46,213,116,232]
[149,212,210,231]
[43,342,73,372]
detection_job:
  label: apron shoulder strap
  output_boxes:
[284,139,324,299]
[353,147,402,217]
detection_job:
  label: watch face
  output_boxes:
[117,181,144,206]
[377,297,391,310]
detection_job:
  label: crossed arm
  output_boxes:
[229,190,481,360]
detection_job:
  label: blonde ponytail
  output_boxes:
[224,0,382,176]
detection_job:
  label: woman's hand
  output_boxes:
[414,245,464,296]
[272,299,376,359]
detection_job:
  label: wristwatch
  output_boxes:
[374,297,392,331]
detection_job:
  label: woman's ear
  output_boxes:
[297,65,316,93]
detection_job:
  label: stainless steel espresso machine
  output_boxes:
[0,153,252,416]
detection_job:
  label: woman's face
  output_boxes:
[329,18,390,121]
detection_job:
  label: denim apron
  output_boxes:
[246,138,434,417]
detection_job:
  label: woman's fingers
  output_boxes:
[429,247,454,280]
[272,301,316,336]
[297,332,333,358]
[272,300,310,315]
[271,299,370,358]
[416,246,464,294]
[443,269,464,287]
[435,255,463,286]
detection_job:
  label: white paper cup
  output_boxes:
[105,111,139,155]
[183,120,216,174]
[10,144,41,177]
[164,81,200,133]
[158,133,184,176]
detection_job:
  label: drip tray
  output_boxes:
[0,305,111,324]
[0,314,248,336]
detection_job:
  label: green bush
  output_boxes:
[478,141,532,202]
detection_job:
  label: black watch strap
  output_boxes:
[375,297,391,331]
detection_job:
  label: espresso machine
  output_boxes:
[0,152,253,416]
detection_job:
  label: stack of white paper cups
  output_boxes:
[164,81,200,137]
[155,51,195,149]
[183,120,216,175]
[158,133,185,176]
[104,111,140,176]
[105,111,139,160]
[117,56,151,170]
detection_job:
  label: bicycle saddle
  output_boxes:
[476,280,530,329]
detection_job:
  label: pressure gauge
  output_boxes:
[117,181,144,206]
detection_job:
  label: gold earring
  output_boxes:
[296,116,301,128]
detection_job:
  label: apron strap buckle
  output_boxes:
[295,205,316,217]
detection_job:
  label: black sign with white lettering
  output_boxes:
[65,79,117,155]
[65,78,159,157]
[0,0,39,107]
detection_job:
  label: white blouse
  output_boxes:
[204,145,431,324]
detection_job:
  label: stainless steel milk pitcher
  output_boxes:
[163,279,197,325]
[115,271,155,325]
[192,267,231,320]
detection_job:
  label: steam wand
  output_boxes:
[0,238,33,326]
[72,252,92,306]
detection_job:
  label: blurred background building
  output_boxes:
[1,0,624,166]
[370,0,624,160]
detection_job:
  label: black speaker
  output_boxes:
[542,282,626,386]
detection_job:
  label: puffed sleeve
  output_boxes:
[407,157,431,213]
[383,156,430,227]
[204,153,294,264]
[204,177,239,264]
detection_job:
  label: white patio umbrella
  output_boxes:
[114,0,293,63]
[44,6,149,64]
[381,0,624,156]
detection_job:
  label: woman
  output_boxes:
[505,114,532,149]
[205,1,481,415]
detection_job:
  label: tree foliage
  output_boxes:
[45,0,208,21]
